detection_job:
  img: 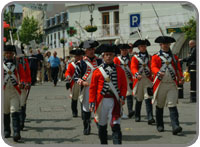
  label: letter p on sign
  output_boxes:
[130,14,140,28]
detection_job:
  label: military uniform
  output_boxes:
[131,39,155,124]
[89,44,127,144]
[18,55,31,130]
[113,44,135,118]
[65,48,84,117]
[152,36,184,135]
[74,40,102,135]
[3,45,25,142]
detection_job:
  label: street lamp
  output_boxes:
[8,4,15,45]
[61,13,68,60]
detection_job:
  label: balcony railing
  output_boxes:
[96,23,119,38]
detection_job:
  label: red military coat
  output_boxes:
[113,56,133,82]
[65,62,76,89]
[151,52,183,103]
[89,64,127,126]
[131,54,153,95]
[3,61,26,94]
[24,58,31,84]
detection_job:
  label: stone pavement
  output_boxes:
[4,81,197,145]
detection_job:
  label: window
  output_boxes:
[102,12,110,36]
[114,11,119,35]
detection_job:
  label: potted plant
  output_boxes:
[60,38,67,44]
[84,25,97,32]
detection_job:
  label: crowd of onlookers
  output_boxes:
[27,49,71,86]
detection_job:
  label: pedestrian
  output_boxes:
[179,40,196,102]
[65,48,84,117]
[151,36,184,135]
[74,40,102,135]
[131,39,155,124]
[45,51,52,82]
[113,44,135,119]
[89,44,127,144]
[36,49,44,84]
[3,45,25,142]
[48,51,60,86]
[65,56,71,72]
[59,58,65,81]
[28,49,38,86]
[18,45,31,131]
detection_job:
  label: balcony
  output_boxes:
[95,23,119,39]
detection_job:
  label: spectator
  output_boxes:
[28,49,38,86]
[36,49,44,84]
[48,51,60,86]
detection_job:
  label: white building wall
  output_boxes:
[65,2,196,55]
[119,3,196,54]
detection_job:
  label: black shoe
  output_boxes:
[172,126,182,135]
[135,117,141,122]
[13,132,21,142]
[72,112,78,117]
[157,126,164,132]
[128,111,135,118]
[148,118,156,125]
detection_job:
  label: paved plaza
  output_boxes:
[4,82,197,146]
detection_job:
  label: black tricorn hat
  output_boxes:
[133,39,151,48]
[79,40,99,49]
[117,44,131,49]
[95,44,120,54]
[155,36,176,43]
[70,48,85,55]
[4,45,16,52]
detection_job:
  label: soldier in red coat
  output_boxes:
[3,45,25,142]
[89,44,127,144]
[113,44,135,118]
[131,39,155,124]
[65,48,84,117]
[74,40,102,135]
[17,45,32,131]
[151,36,184,135]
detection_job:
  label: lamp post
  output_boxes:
[8,4,15,45]
[61,14,68,60]
[88,4,95,38]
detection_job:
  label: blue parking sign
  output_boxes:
[130,14,140,27]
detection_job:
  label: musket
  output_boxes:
[151,3,182,82]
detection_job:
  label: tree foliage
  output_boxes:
[19,16,43,45]
[181,17,196,40]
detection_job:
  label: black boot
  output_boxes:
[126,95,135,118]
[169,107,182,135]
[4,113,11,138]
[135,100,142,122]
[71,100,78,117]
[82,111,91,135]
[156,106,164,132]
[145,99,155,125]
[11,112,21,142]
[112,124,122,144]
[19,106,26,130]
[98,125,108,144]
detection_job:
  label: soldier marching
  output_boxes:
[3,34,186,144]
